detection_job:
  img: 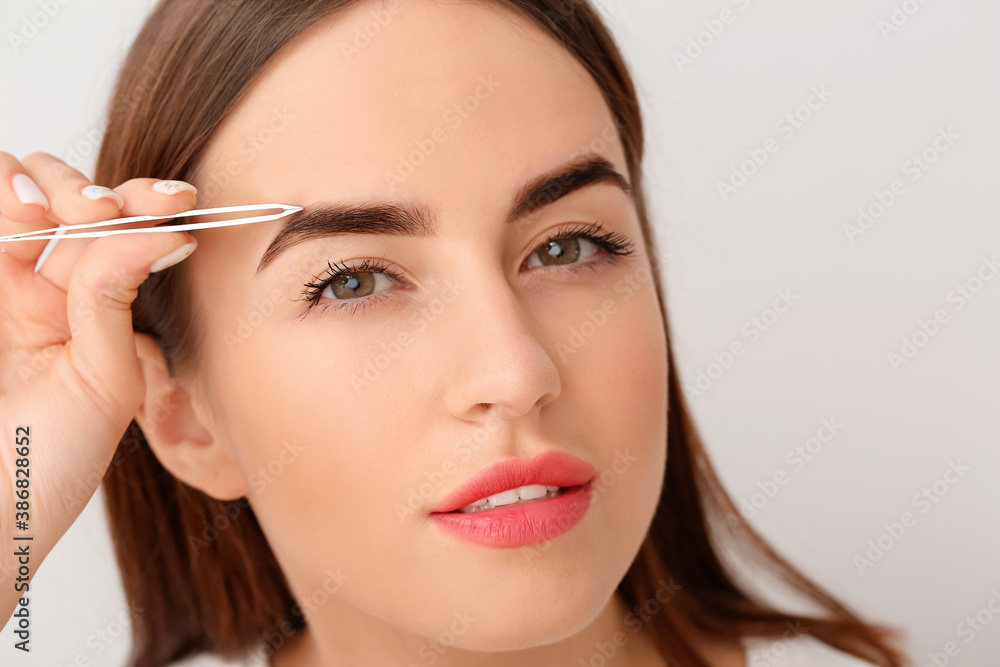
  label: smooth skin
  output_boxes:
[1,1,746,665]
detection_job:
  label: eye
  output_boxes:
[523,222,636,271]
[298,257,403,318]
[298,222,636,318]
[525,235,598,269]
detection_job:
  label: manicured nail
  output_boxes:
[11,173,50,209]
[151,180,198,196]
[150,241,197,273]
[81,185,125,209]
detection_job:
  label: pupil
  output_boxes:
[333,272,373,299]
[544,238,580,265]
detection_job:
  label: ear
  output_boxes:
[133,333,250,501]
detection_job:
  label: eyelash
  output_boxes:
[297,222,636,318]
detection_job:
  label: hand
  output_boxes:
[0,151,199,619]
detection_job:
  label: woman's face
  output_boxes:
[176,0,667,659]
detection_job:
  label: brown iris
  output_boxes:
[537,237,582,266]
[330,273,377,299]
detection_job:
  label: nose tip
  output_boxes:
[436,265,561,425]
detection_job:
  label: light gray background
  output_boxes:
[1,0,998,665]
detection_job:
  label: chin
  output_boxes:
[429,578,615,652]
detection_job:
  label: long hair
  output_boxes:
[97,1,907,665]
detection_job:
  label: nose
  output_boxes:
[438,271,561,425]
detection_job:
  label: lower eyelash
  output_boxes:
[309,291,390,318]
[298,221,635,317]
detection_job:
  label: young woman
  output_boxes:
[0,1,908,665]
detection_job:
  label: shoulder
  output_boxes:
[742,635,877,667]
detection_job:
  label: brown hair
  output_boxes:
[97,1,907,665]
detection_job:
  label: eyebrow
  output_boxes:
[255,154,632,274]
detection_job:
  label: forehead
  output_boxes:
[192,0,624,209]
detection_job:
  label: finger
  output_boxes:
[0,152,52,264]
[22,151,125,221]
[115,178,198,217]
[65,230,198,417]
[17,152,127,276]
[35,178,199,291]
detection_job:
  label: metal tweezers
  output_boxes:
[0,203,303,243]
[0,203,302,273]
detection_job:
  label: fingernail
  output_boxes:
[151,180,198,196]
[12,173,50,209]
[150,240,197,273]
[81,185,125,209]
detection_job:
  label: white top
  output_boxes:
[170,635,877,666]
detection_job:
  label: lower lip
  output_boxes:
[429,483,593,548]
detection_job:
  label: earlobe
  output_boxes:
[133,333,250,501]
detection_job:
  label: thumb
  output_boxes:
[64,231,197,412]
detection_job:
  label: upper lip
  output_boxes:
[430,449,595,514]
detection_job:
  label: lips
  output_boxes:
[430,449,595,514]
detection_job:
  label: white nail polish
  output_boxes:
[151,180,198,196]
[81,185,126,209]
[150,241,197,273]
[11,173,50,209]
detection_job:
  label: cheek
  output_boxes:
[208,322,426,570]
[577,273,668,521]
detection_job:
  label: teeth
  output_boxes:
[457,484,562,513]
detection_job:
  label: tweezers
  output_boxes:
[0,203,303,243]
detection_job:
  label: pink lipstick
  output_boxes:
[429,449,595,548]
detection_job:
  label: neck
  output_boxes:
[270,591,674,667]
